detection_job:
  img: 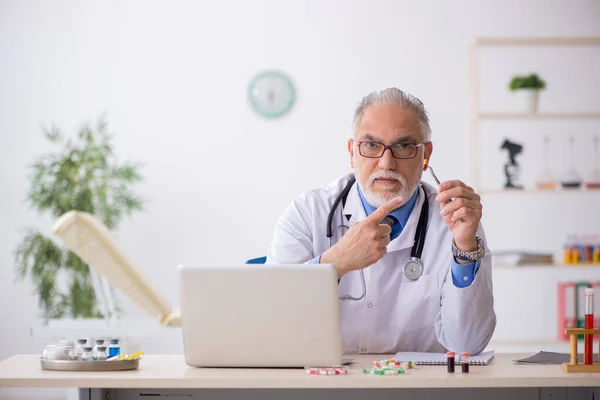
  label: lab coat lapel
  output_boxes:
[341,183,425,254]
[341,182,365,226]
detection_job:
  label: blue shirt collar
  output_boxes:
[356,184,419,229]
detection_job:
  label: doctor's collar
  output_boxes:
[356,183,419,230]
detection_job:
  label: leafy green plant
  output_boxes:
[508,73,546,91]
[14,116,145,322]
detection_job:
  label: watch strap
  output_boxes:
[452,235,485,261]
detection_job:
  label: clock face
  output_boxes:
[247,70,295,118]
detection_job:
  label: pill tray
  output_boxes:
[41,358,139,371]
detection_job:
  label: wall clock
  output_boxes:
[247,70,295,118]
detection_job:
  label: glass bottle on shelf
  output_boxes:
[75,338,87,360]
[560,134,582,189]
[584,134,600,190]
[94,346,108,361]
[108,339,120,358]
[535,135,557,190]
[82,346,94,361]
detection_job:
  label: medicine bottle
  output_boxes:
[461,352,470,373]
[75,339,87,360]
[108,339,121,358]
[82,347,94,361]
[446,352,455,373]
[95,346,108,361]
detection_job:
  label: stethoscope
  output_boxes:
[326,175,429,301]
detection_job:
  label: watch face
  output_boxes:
[247,70,295,118]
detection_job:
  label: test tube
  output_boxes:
[584,288,594,365]
[461,352,470,373]
[446,352,455,373]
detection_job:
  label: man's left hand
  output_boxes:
[436,180,482,252]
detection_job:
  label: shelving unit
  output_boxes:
[468,39,600,347]
[468,36,600,194]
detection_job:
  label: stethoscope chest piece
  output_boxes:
[404,257,424,280]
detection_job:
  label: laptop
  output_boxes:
[177,263,343,368]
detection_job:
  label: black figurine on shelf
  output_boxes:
[500,139,524,189]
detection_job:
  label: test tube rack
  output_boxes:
[562,328,600,372]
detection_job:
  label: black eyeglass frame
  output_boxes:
[355,140,426,159]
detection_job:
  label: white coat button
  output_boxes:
[367,303,373,308]
[463,276,469,281]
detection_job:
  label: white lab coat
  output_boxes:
[266,172,496,356]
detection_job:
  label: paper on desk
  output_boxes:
[513,351,599,365]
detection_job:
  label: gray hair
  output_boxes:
[351,88,432,141]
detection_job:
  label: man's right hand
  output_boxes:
[321,196,404,278]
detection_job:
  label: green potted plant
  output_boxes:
[14,116,145,324]
[508,73,546,113]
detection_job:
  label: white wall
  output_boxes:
[1,0,600,398]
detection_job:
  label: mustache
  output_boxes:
[367,171,405,186]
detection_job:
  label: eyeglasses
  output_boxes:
[356,141,425,159]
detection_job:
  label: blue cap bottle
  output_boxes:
[108,339,120,358]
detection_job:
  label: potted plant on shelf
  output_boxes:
[508,73,546,113]
[14,116,145,325]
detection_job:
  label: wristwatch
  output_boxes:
[452,235,485,261]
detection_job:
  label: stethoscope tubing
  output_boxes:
[328,180,429,301]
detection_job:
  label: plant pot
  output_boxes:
[514,88,540,113]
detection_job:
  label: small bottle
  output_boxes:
[586,243,594,263]
[95,346,108,361]
[593,244,600,264]
[461,352,470,373]
[564,235,572,264]
[446,352,455,373]
[108,339,120,358]
[82,346,94,361]
[93,339,105,360]
[75,339,87,360]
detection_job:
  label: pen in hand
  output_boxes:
[425,161,465,223]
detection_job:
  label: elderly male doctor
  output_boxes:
[266,88,496,356]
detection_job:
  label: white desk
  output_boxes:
[1,353,599,400]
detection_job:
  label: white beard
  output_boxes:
[360,169,420,208]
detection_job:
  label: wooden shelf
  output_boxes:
[477,112,600,120]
